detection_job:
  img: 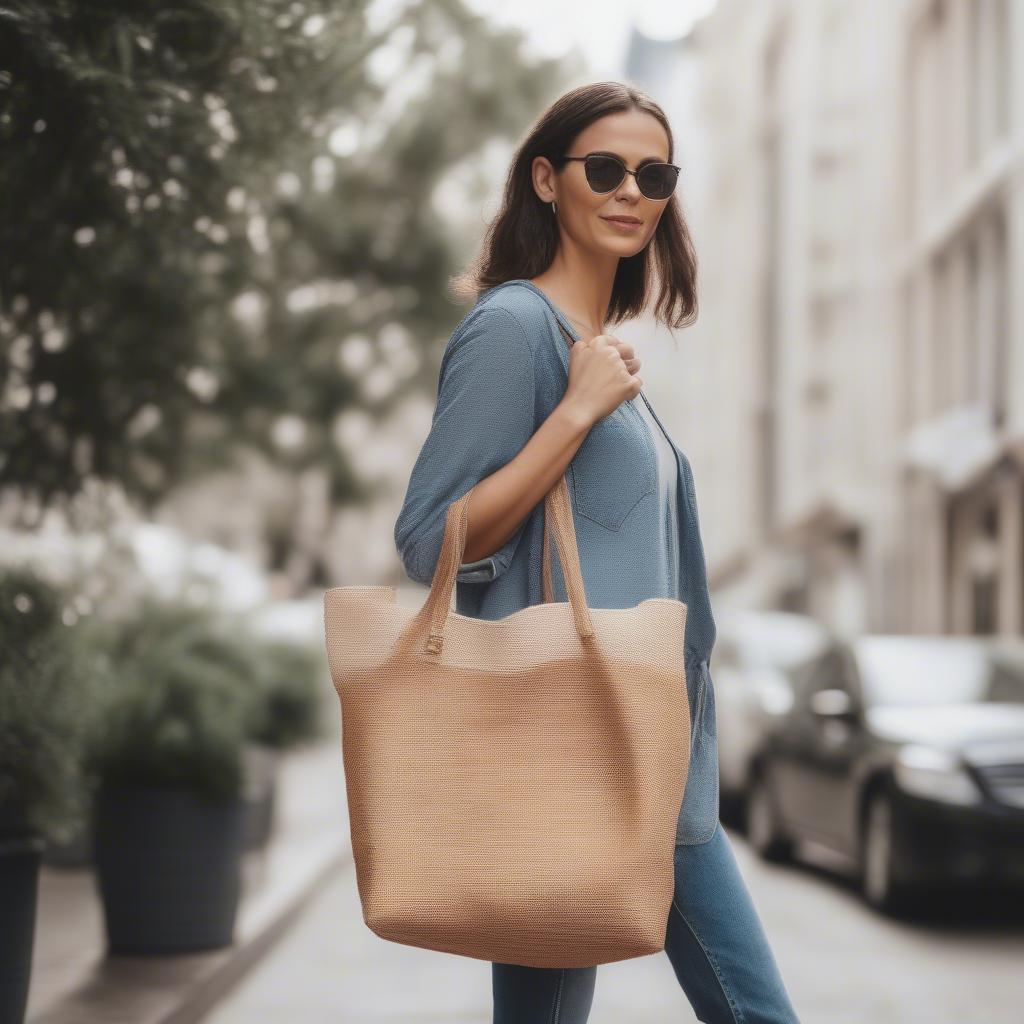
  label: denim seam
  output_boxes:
[677,663,715,845]
[549,968,565,1024]
[685,666,720,845]
[691,661,707,751]
[670,894,744,1024]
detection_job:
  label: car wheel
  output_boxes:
[860,789,910,913]
[745,769,793,862]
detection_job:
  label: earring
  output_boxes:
[551,200,558,216]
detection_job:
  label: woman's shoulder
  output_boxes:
[448,280,559,361]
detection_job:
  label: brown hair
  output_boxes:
[450,81,698,333]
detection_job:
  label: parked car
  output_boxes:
[710,610,832,824]
[744,634,1024,913]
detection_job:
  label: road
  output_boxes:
[201,824,1024,1023]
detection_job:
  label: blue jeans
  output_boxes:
[492,822,801,1023]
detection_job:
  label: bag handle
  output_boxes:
[415,472,595,657]
[541,499,558,604]
[544,316,578,605]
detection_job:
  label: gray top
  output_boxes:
[631,392,680,599]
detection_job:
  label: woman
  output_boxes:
[394,81,801,1024]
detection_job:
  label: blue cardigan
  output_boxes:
[394,278,719,845]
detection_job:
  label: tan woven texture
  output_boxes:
[323,472,690,968]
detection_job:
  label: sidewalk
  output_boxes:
[26,733,351,1024]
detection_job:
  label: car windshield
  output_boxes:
[852,637,1024,707]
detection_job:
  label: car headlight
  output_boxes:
[893,745,983,805]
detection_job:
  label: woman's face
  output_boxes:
[535,109,673,257]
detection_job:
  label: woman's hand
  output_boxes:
[561,334,643,427]
[611,338,641,376]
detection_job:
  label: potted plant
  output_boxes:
[84,598,257,954]
[42,611,118,869]
[0,568,94,1024]
[240,637,326,849]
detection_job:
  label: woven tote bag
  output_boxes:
[323,471,691,968]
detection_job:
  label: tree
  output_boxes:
[0,0,568,524]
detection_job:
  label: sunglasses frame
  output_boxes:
[555,152,681,201]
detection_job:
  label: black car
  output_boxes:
[744,634,1024,912]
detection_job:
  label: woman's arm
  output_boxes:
[459,394,592,567]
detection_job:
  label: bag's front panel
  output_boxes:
[326,591,691,967]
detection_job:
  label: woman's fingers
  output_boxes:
[610,339,640,375]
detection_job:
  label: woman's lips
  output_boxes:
[601,216,643,232]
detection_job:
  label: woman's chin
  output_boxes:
[591,237,648,258]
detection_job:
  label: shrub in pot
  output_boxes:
[42,612,116,869]
[84,598,257,955]
[0,568,95,1024]
[241,638,326,849]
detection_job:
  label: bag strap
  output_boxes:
[416,473,594,658]
[543,318,579,604]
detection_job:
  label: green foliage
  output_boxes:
[0,0,570,520]
[83,597,261,801]
[81,594,328,799]
[0,567,97,840]
[246,639,325,749]
[0,0,372,509]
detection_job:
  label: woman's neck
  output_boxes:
[528,263,614,340]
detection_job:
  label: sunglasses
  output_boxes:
[556,152,680,201]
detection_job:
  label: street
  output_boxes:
[202,824,1024,1023]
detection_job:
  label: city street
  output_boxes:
[202,824,1024,1024]
[10,3,1024,1024]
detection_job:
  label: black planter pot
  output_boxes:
[93,784,246,955]
[0,835,45,1024]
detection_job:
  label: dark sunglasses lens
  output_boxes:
[638,164,678,200]
[584,155,625,192]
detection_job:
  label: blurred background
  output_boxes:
[2,0,1023,1022]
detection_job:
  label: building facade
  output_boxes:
[628,0,1024,637]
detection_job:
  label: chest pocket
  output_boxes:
[570,404,657,531]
